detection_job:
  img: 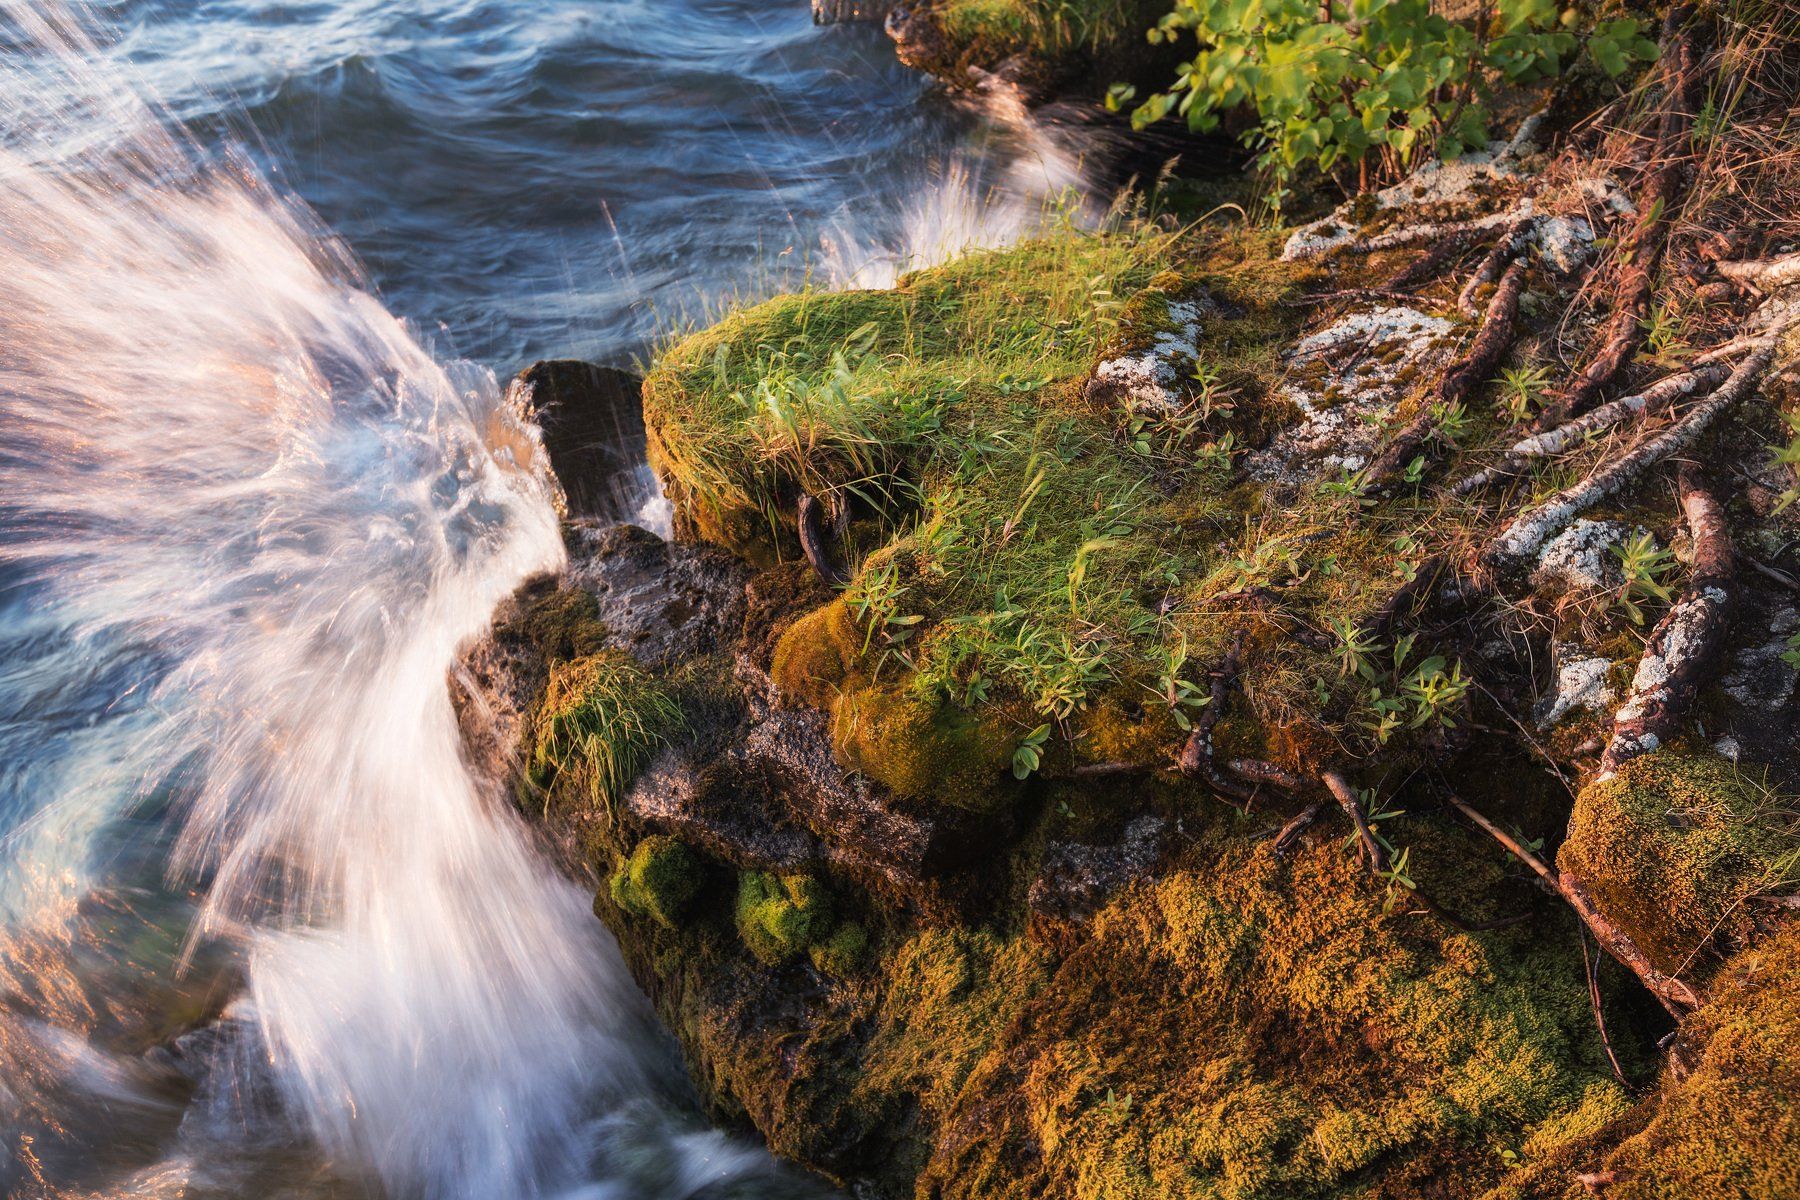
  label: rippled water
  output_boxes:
[96,0,1080,366]
[0,1,1088,1196]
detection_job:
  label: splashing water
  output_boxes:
[820,85,1098,290]
[0,5,802,1197]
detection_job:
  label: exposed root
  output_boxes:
[1539,5,1705,426]
[1226,758,1308,792]
[797,493,849,586]
[1382,227,1482,293]
[1446,792,1705,1016]
[1363,258,1527,490]
[1322,770,1388,872]
[1484,345,1774,576]
[1450,362,1731,496]
[1599,464,1735,776]
[1358,553,1450,642]
[1178,631,1252,802]
[1716,250,1800,294]
[1270,801,1324,857]
[1457,217,1536,317]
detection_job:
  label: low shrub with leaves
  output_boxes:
[1124,0,1657,203]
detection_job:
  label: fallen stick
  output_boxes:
[1599,464,1735,776]
[1445,792,1704,1015]
[1450,362,1730,496]
[1484,345,1773,574]
[1227,758,1309,792]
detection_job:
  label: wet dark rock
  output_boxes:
[1026,815,1167,945]
[508,360,647,520]
[622,748,819,873]
[564,523,749,670]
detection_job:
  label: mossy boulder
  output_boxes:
[609,835,704,928]
[809,922,870,977]
[770,599,867,709]
[829,685,1020,811]
[1558,751,1798,980]
[736,871,837,966]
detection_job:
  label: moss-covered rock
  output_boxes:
[736,871,837,966]
[609,835,704,929]
[1558,751,1798,980]
[809,922,870,977]
[829,684,1020,811]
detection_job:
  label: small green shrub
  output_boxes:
[1129,0,1657,204]
[736,871,835,966]
[609,835,704,928]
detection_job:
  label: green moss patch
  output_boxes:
[1559,751,1800,980]
[610,835,705,929]
[736,870,837,966]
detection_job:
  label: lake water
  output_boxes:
[0,1,1082,1196]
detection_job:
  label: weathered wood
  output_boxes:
[1599,464,1735,775]
[797,493,849,586]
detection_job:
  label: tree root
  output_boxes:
[1363,258,1528,491]
[1457,217,1537,317]
[1322,771,1388,872]
[1538,4,1704,427]
[1483,345,1773,576]
[797,493,849,586]
[1384,226,1483,293]
[1716,250,1800,294]
[1227,758,1308,792]
[1446,792,1704,1015]
[1178,631,1253,802]
[1269,801,1324,857]
[1599,464,1735,776]
[1450,362,1731,497]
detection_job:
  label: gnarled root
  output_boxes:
[1179,631,1252,803]
[1450,362,1731,496]
[1446,793,1705,1015]
[1538,5,1705,427]
[1363,258,1528,491]
[1599,464,1735,776]
[797,492,849,586]
[1483,345,1773,576]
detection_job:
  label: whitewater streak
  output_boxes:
[0,5,779,1197]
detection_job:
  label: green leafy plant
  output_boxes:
[1496,363,1556,422]
[1135,0,1655,203]
[1770,411,1800,513]
[1610,531,1676,626]
[1013,722,1053,779]
[1145,632,1213,731]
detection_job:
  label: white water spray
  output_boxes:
[0,6,781,1197]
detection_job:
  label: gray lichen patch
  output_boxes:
[1244,304,1454,482]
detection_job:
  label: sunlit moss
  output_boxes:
[736,871,836,966]
[1558,751,1799,979]
[609,835,704,929]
